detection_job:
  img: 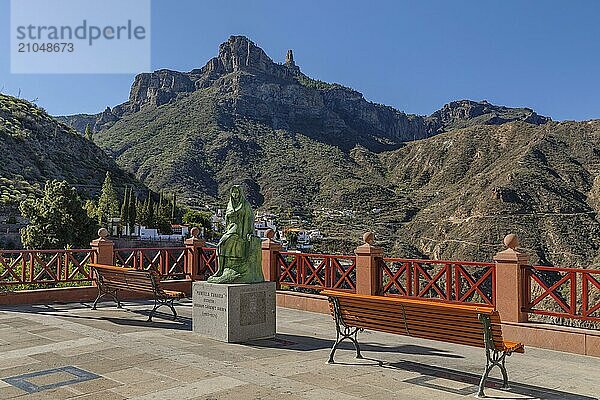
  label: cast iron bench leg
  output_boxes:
[327,297,362,363]
[167,299,178,321]
[92,288,121,310]
[147,297,178,322]
[477,314,510,397]
[477,349,509,397]
[148,298,159,322]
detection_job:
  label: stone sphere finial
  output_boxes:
[265,229,275,239]
[98,228,109,238]
[503,233,519,249]
[363,232,374,245]
[190,227,200,238]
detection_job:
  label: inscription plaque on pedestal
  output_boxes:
[192,281,276,343]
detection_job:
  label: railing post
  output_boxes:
[184,227,205,280]
[354,232,383,295]
[90,228,114,265]
[493,233,529,323]
[261,229,281,288]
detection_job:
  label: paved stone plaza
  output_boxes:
[0,300,598,399]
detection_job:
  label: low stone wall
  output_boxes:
[502,321,600,357]
[0,280,192,306]
[275,290,330,314]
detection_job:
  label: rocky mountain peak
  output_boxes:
[427,99,551,133]
[199,35,294,81]
[285,49,294,65]
[285,49,300,73]
[217,35,271,72]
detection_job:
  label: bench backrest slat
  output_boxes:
[337,307,504,336]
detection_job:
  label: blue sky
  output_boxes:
[1,0,599,120]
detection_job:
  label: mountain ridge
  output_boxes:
[59,36,550,145]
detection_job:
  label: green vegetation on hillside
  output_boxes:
[0,177,39,208]
[295,74,346,91]
[0,93,145,221]
[20,180,97,249]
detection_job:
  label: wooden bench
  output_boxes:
[321,290,524,398]
[90,263,185,322]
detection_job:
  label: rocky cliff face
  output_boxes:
[427,100,551,133]
[127,70,196,110]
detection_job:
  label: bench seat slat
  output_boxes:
[123,272,154,279]
[163,290,186,298]
[99,279,128,286]
[119,286,156,294]
[503,340,525,353]
[99,280,125,285]
[97,270,125,276]
[98,274,127,281]
[123,280,156,289]
[124,274,156,282]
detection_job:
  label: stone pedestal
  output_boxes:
[192,281,276,343]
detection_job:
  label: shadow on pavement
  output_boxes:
[383,359,597,400]
[246,333,464,358]
[0,302,192,330]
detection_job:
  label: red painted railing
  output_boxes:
[198,247,218,280]
[114,247,189,280]
[380,258,496,306]
[524,265,600,323]
[0,249,96,287]
[2,244,599,325]
[277,252,356,292]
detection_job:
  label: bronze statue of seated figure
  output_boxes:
[207,185,264,284]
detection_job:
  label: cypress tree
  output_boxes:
[135,198,144,225]
[84,123,93,141]
[120,186,129,235]
[97,171,119,227]
[171,193,176,222]
[147,192,154,227]
[128,190,137,235]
